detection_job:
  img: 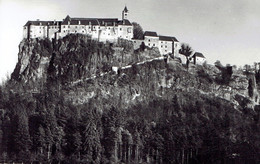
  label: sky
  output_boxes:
[0,0,260,83]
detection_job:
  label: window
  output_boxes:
[76,26,77,28]
[134,41,136,43]
[161,45,163,48]
[161,41,163,43]
[126,36,128,38]
[120,28,122,31]
[63,26,65,28]
[82,31,84,33]
[64,30,65,33]
[153,44,155,46]
[75,30,77,33]
[127,28,131,33]
[148,39,150,42]
[165,45,167,48]
[68,25,70,28]
[108,33,110,35]
[89,26,91,29]
[148,43,150,46]
[165,50,167,52]
[108,27,110,29]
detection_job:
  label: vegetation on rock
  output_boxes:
[0,34,259,163]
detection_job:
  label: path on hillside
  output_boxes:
[70,56,167,86]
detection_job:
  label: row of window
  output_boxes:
[62,26,130,32]
[148,43,156,46]
[147,39,172,45]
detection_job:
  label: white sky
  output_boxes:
[0,0,260,83]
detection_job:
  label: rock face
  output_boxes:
[4,34,260,163]
[11,39,53,82]
[11,34,259,108]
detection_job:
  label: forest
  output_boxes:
[0,34,259,163]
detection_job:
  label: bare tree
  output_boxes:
[179,43,193,69]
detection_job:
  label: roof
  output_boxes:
[62,15,131,26]
[61,16,100,25]
[118,19,132,26]
[144,31,158,37]
[25,15,133,27]
[97,18,119,26]
[159,35,178,42]
[24,20,61,26]
[123,6,128,12]
[193,52,205,58]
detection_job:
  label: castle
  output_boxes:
[23,6,206,65]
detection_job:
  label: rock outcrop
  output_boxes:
[11,34,259,108]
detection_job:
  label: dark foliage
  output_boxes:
[1,35,259,163]
[132,22,144,39]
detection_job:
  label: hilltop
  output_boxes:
[0,34,259,163]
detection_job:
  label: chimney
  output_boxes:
[123,20,125,25]
[78,20,81,25]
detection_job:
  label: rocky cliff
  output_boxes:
[10,34,259,109]
[2,34,259,163]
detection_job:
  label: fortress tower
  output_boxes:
[122,6,129,20]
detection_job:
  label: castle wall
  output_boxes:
[158,40,173,55]
[144,36,159,48]
[98,26,119,42]
[48,25,60,40]
[132,39,143,49]
[118,25,133,40]
[28,25,48,39]
[194,57,206,65]
[23,26,28,39]
[173,42,181,58]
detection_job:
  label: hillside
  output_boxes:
[0,34,259,163]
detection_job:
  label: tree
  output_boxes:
[132,22,144,39]
[179,43,193,69]
[13,113,32,161]
[81,109,102,163]
[214,60,223,68]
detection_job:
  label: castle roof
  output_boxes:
[123,6,128,12]
[118,19,132,26]
[97,18,119,26]
[159,35,178,42]
[144,31,158,37]
[61,16,99,25]
[61,16,132,26]
[24,20,61,26]
[193,52,205,58]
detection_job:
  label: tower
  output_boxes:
[122,6,129,20]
